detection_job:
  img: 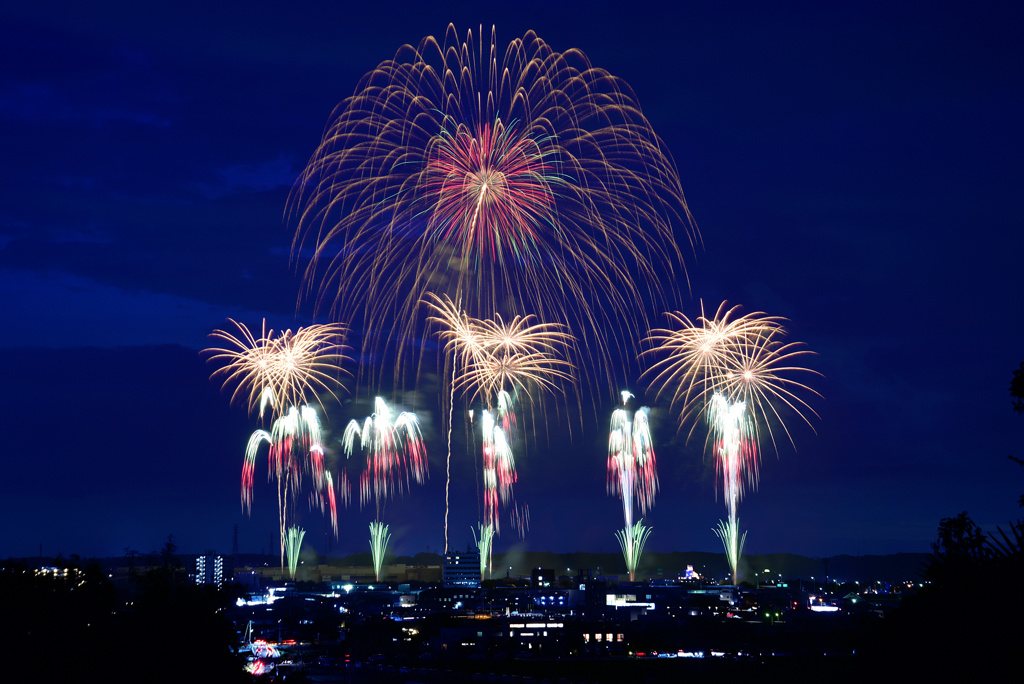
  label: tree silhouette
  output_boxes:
[1011,361,1024,415]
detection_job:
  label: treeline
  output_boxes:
[2,542,248,683]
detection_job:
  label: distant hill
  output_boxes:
[32,549,928,585]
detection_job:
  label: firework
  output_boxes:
[209,319,351,573]
[310,470,350,538]
[244,404,338,570]
[427,294,576,405]
[607,392,658,522]
[290,25,694,392]
[615,519,652,582]
[716,322,822,453]
[368,521,391,582]
[707,393,754,583]
[472,522,494,582]
[643,301,819,583]
[480,408,517,530]
[242,430,272,515]
[713,518,746,584]
[642,303,769,429]
[205,319,350,419]
[285,526,305,580]
[425,293,488,370]
[510,504,530,540]
[607,391,658,580]
[457,348,574,408]
[342,397,428,513]
[425,292,487,554]
[643,302,819,447]
[426,293,573,552]
[707,393,756,504]
[344,398,427,575]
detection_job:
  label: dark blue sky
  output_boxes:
[2,1,1022,562]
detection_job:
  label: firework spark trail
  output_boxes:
[510,504,530,540]
[311,471,349,538]
[707,393,755,583]
[607,405,658,519]
[480,409,502,534]
[492,417,516,507]
[643,301,820,583]
[478,394,520,546]
[445,358,455,554]
[708,394,756,511]
[713,518,746,583]
[495,390,516,436]
[290,25,695,393]
[243,430,271,515]
[608,409,636,529]
[425,291,483,554]
[473,523,495,582]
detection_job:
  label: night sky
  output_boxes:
[2,1,1022,563]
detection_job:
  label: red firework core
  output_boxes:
[427,121,555,263]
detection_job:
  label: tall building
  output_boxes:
[443,546,481,588]
[195,553,225,587]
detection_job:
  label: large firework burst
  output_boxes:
[290,25,695,391]
[454,318,575,407]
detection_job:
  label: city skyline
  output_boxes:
[1,1,1021,562]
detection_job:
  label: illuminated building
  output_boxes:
[195,553,225,587]
[443,546,481,588]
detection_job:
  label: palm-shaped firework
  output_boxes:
[243,406,342,573]
[368,521,391,583]
[607,391,657,581]
[285,526,305,580]
[644,302,819,584]
[472,522,495,584]
[343,397,428,581]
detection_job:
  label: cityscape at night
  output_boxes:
[2,1,1021,680]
